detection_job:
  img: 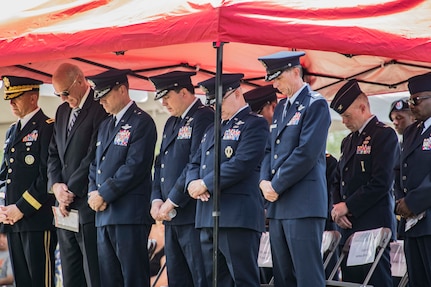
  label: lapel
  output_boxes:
[402,122,428,159]
[341,132,359,167]
[277,87,308,137]
[11,110,43,146]
[161,101,202,153]
[101,102,136,156]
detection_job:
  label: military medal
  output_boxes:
[25,155,35,165]
[225,146,233,158]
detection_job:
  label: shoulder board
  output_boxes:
[46,118,55,124]
[309,91,324,99]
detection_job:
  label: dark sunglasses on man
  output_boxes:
[407,95,431,106]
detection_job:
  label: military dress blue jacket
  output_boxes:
[186,106,268,232]
[151,100,213,225]
[89,102,157,227]
[260,85,330,220]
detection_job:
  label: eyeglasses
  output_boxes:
[54,76,78,97]
[407,95,431,106]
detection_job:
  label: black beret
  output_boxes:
[87,69,131,100]
[389,98,410,121]
[149,71,196,100]
[408,72,431,95]
[330,79,363,114]
[243,85,277,113]
[2,75,43,100]
[258,51,305,81]
[198,73,244,105]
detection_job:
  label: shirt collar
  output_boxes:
[113,101,134,125]
[19,107,40,130]
[181,98,199,119]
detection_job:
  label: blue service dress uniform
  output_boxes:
[89,102,157,287]
[186,106,268,287]
[333,116,398,287]
[151,100,213,287]
[48,91,107,287]
[395,121,431,286]
[260,85,330,287]
[0,109,57,287]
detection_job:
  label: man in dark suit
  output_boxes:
[149,71,212,287]
[186,74,268,287]
[87,69,157,287]
[0,76,57,287]
[258,51,330,287]
[48,63,107,287]
[395,72,431,287]
[330,79,398,287]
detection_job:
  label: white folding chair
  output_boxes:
[326,227,392,287]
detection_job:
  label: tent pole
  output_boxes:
[212,41,224,287]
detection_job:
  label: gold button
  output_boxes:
[6,179,11,184]
[274,154,278,159]
[102,156,105,161]
[276,139,280,144]
[97,170,101,174]
[161,164,165,168]
[161,178,165,182]
[9,158,14,163]
[206,151,210,156]
[8,168,12,173]
[271,169,276,175]
[342,181,345,186]
[202,165,206,170]
[402,176,406,180]
[165,151,169,155]
[11,148,15,152]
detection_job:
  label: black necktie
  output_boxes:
[10,120,21,142]
[350,131,360,151]
[282,100,291,121]
[110,116,117,132]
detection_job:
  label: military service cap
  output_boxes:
[2,75,43,100]
[258,51,305,81]
[149,71,196,100]
[243,85,277,113]
[87,69,131,100]
[198,73,244,105]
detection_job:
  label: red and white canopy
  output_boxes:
[1,0,431,99]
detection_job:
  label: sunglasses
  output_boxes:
[407,95,431,106]
[54,76,78,97]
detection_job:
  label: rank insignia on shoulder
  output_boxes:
[46,118,55,124]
